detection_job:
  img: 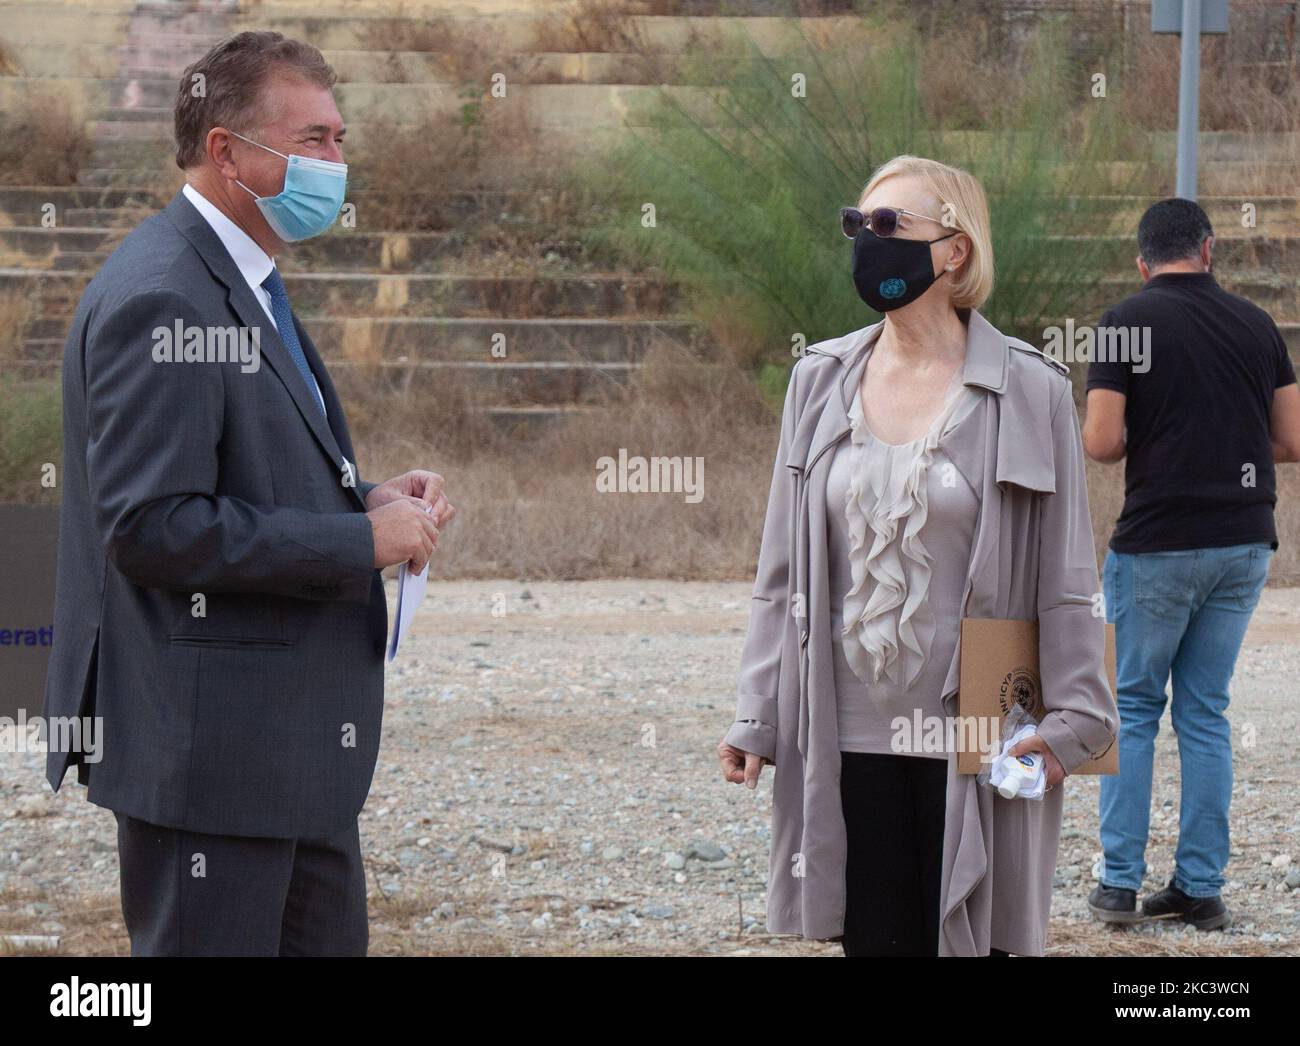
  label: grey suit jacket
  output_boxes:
[43,191,388,838]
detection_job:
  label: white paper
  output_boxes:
[386,503,433,663]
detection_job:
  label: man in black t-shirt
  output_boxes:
[1082,197,1300,932]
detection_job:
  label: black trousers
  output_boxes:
[114,811,369,956]
[839,751,1012,957]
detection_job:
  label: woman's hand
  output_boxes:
[1007,734,1066,791]
[718,740,769,789]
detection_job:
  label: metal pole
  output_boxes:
[1176,0,1202,200]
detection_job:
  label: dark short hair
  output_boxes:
[1136,197,1213,267]
[173,31,336,170]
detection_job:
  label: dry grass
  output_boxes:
[347,343,774,580]
[0,37,20,77]
[349,99,539,232]
[0,289,32,362]
[1124,30,1300,135]
[351,7,546,231]
[346,12,543,233]
[530,0,657,56]
[3,874,1275,956]
[916,12,1026,131]
[526,2,686,85]
[358,9,503,85]
[0,93,90,186]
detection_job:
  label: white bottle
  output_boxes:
[997,749,1043,798]
[991,721,1046,800]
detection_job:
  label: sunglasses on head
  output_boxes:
[840,205,951,239]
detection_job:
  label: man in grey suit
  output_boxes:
[41,32,454,955]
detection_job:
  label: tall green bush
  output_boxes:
[580,15,1149,400]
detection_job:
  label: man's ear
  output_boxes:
[1202,235,1214,270]
[207,127,238,181]
[1136,255,1150,282]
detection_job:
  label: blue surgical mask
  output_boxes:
[230,130,347,242]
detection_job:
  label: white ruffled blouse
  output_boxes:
[839,369,980,691]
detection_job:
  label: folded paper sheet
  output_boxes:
[387,557,428,663]
[387,506,435,662]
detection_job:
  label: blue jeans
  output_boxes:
[1098,542,1272,898]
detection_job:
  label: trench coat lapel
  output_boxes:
[785,322,880,478]
[788,309,1057,497]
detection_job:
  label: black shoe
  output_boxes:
[1088,882,1143,924]
[1141,879,1231,931]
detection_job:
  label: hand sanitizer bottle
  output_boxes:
[985,714,1047,800]
[997,745,1044,798]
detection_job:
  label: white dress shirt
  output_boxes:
[181,183,327,415]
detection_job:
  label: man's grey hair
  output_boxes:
[173,31,336,170]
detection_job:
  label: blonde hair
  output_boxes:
[858,155,994,311]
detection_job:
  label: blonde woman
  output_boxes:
[716,156,1117,956]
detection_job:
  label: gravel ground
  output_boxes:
[2,579,1298,956]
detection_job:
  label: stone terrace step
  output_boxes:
[478,404,609,434]
[90,120,174,141]
[11,224,1300,276]
[15,310,702,364]
[8,354,643,406]
[5,186,1297,235]
[4,66,1298,177]
[0,230,681,307]
[0,186,530,229]
[85,139,177,169]
[4,41,685,87]
[0,268,682,319]
[1078,196,1300,229]
[1052,235,1300,269]
[0,226,484,274]
[1077,275,1300,321]
[0,186,171,215]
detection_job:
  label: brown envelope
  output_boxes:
[956,617,1118,775]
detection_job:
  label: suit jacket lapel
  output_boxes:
[163,192,364,506]
[294,314,368,509]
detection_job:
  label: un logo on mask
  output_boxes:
[879,277,907,299]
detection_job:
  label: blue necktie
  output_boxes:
[260,268,325,415]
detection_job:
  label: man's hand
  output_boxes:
[365,470,456,529]
[718,739,769,790]
[1007,734,1066,791]
[367,499,441,573]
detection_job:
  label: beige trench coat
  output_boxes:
[723,307,1119,955]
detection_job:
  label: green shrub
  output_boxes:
[0,378,61,504]
[579,14,1149,397]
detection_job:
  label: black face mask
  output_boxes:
[851,227,957,312]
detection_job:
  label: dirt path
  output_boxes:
[2,580,1297,955]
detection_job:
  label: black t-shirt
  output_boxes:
[1086,271,1296,553]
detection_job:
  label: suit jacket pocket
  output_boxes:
[169,591,288,647]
